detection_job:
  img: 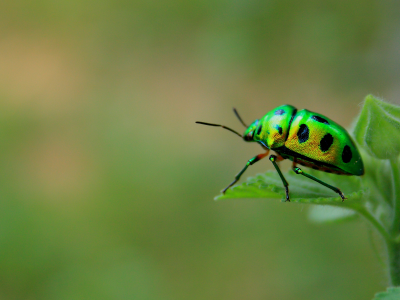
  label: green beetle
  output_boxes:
[196,105,364,201]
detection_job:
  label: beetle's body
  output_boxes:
[246,105,364,176]
[196,104,364,201]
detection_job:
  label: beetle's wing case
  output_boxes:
[254,105,297,149]
[283,109,364,175]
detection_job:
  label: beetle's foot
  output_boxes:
[221,188,227,194]
[221,186,229,194]
[221,179,237,194]
[338,190,346,202]
[285,186,290,202]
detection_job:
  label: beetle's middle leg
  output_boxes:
[221,150,270,194]
[292,165,346,202]
[269,155,290,202]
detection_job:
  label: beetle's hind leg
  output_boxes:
[269,155,290,202]
[292,165,346,202]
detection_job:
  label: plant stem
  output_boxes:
[386,158,400,286]
[356,207,391,242]
[358,158,400,286]
[386,240,400,286]
[391,158,400,235]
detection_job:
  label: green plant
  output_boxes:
[215,95,400,299]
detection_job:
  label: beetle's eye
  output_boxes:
[244,132,253,141]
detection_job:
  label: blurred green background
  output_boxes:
[1,0,400,299]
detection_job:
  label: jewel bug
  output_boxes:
[196,105,364,201]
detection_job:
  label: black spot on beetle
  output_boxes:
[342,145,352,163]
[257,124,262,135]
[274,125,282,135]
[275,109,285,115]
[311,115,329,125]
[319,133,333,152]
[297,124,309,143]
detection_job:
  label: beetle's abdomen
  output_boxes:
[284,109,364,175]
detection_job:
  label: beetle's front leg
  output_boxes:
[269,155,290,201]
[221,151,270,194]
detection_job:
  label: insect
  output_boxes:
[196,105,364,201]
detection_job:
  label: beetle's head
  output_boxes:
[243,120,259,142]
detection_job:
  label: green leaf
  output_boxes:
[353,95,400,159]
[212,96,400,291]
[308,205,358,224]
[373,287,400,300]
[215,170,365,207]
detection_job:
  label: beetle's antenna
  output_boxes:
[233,108,248,128]
[196,121,243,138]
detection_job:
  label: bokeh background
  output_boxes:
[1,1,400,299]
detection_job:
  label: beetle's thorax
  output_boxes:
[256,117,289,149]
[243,105,297,149]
